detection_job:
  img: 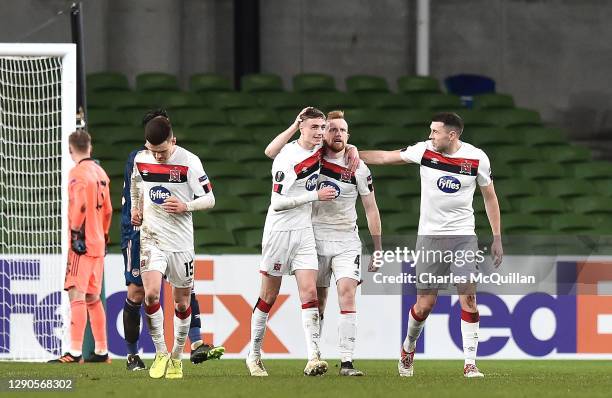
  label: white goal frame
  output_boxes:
[0,43,76,361]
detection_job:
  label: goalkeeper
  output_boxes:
[120,109,224,371]
[49,131,112,364]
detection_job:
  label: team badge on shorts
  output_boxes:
[273,262,281,271]
[132,268,140,277]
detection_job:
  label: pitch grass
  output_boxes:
[1,360,611,398]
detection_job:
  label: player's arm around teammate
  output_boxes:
[265,107,361,171]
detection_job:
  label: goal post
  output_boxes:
[0,43,76,361]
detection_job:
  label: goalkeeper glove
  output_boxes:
[70,229,87,255]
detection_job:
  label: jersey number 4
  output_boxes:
[184,260,194,277]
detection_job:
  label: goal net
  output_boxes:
[0,43,75,361]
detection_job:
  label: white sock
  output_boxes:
[145,303,167,354]
[461,312,479,366]
[338,311,357,363]
[248,298,270,361]
[301,302,320,360]
[171,307,192,359]
[402,306,427,353]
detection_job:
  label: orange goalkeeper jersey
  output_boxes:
[68,158,112,257]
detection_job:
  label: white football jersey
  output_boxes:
[264,141,323,232]
[312,156,373,240]
[132,146,213,252]
[400,140,492,235]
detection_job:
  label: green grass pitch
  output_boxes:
[1,360,611,398]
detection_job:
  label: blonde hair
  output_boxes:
[327,110,344,120]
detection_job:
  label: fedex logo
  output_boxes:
[401,261,612,356]
[106,260,290,355]
[0,260,63,355]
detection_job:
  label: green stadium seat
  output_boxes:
[93,143,131,162]
[383,217,419,234]
[343,109,385,128]
[228,146,268,164]
[189,73,232,94]
[171,109,228,127]
[192,212,219,230]
[241,73,284,93]
[366,127,413,148]
[550,215,594,233]
[248,163,274,181]
[491,163,514,180]
[374,196,405,214]
[256,92,310,110]
[185,144,227,162]
[482,108,542,128]
[541,180,594,199]
[468,128,516,149]
[87,109,125,127]
[229,108,281,127]
[472,93,515,109]
[495,179,541,198]
[226,180,269,198]
[195,229,236,248]
[117,108,151,127]
[358,93,417,110]
[154,92,205,111]
[345,75,389,93]
[310,92,362,111]
[249,196,271,214]
[569,196,612,215]
[473,195,512,214]
[572,162,611,180]
[249,125,286,145]
[541,146,591,164]
[502,213,547,234]
[293,73,336,93]
[99,160,126,179]
[384,109,434,128]
[205,161,249,180]
[368,166,411,181]
[514,196,566,214]
[520,162,566,180]
[517,127,567,147]
[397,76,440,94]
[218,212,265,232]
[459,110,497,128]
[598,182,612,197]
[378,181,421,198]
[136,72,179,92]
[88,91,134,109]
[204,92,259,110]
[90,126,141,146]
[234,229,263,249]
[414,93,463,110]
[87,72,130,92]
[208,196,248,214]
[492,146,540,164]
[202,127,252,146]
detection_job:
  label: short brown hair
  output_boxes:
[69,130,91,153]
[431,112,464,134]
[327,110,344,120]
[145,116,173,145]
[301,107,326,121]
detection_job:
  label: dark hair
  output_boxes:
[301,107,326,121]
[68,130,91,153]
[142,108,169,127]
[145,116,173,145]
[431,112,464,134]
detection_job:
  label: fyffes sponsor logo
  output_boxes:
[305,174,319,191]
[317,180,340,198]
[437,176,461,193]
[149,186,171,204]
